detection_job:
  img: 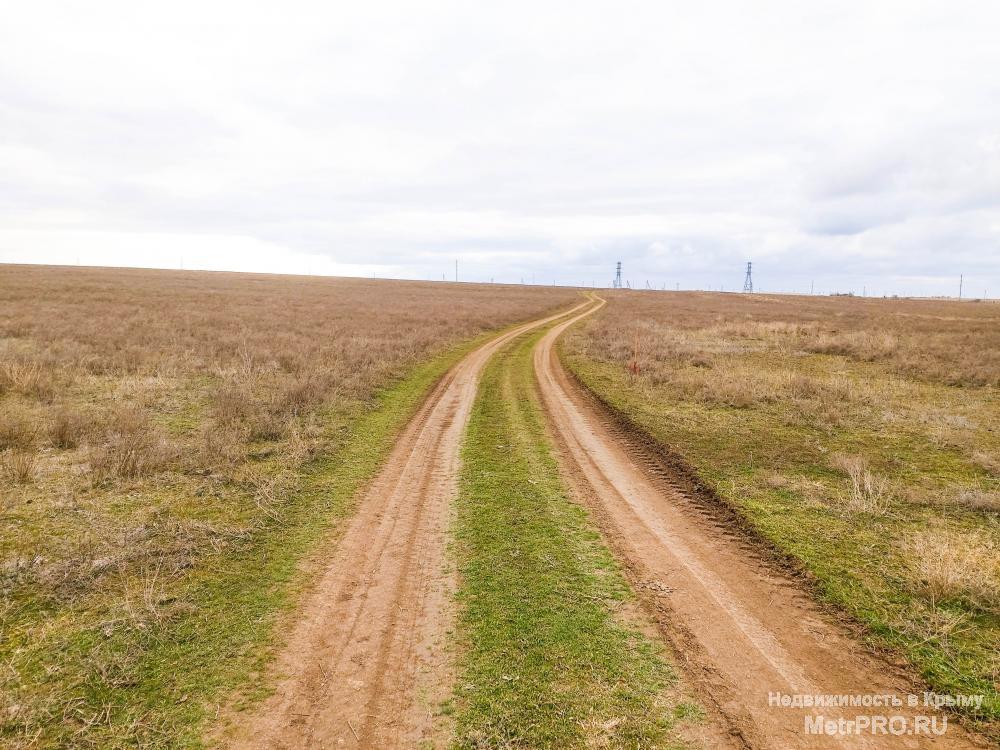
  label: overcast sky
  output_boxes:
[2,1,998,296]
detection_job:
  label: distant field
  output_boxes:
[0,265,578,748]
[563,291,1000,732]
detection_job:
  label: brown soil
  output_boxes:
[535,298,990,750]
[216,301,589,750]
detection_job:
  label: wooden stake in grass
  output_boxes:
[628,328,642,376]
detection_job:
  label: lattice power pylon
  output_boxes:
[742,261,753,293]
[613,261,623,289]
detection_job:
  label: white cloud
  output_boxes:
[1,0,998,295]
[0,228,386,278]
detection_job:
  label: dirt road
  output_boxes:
[220,301,589,750]
[534,298,986,750]
[220,294,986,750]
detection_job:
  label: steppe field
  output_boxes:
[0,265,577,748]
[2,267,997,749]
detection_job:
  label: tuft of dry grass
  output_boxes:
[806,330,899,362]
[0,403,37,450]
[1,448,37,485]
[956,489,1000,513]
[971,451,1000,477]
[87,406,175,484]
[0,359,56,402]
[48,406,89,449]
[905,529,1000,612]
[830,454,892,514]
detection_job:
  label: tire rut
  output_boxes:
[534,298,990,750]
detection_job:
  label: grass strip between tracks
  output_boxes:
[3,327,512,750]
[451,324,699,749]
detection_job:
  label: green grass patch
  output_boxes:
[562,334,1000,736]
[452,328,693,749]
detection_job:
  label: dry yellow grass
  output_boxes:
[0,261,577,541]
[1,448,36,484]
[582,291,1000,385]
[830,454,893,514]
[1,265,577,495]
[906,528,1000,612]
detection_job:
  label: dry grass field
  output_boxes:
[0,264,578,747]
[564,291,1000,731]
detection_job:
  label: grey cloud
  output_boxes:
[0,0,998,297]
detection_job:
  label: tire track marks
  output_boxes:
[221,301,590,750]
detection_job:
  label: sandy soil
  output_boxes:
[534,298,989,750]
[218,301,589,750]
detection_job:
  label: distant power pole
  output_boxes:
[613,261,623,288]
[743,261,753,293]
[455,260,458,282]
[810,280,814,295]
[959,274,963,299]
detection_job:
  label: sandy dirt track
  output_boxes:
[535,298,987,750]
[220,301,590,750]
